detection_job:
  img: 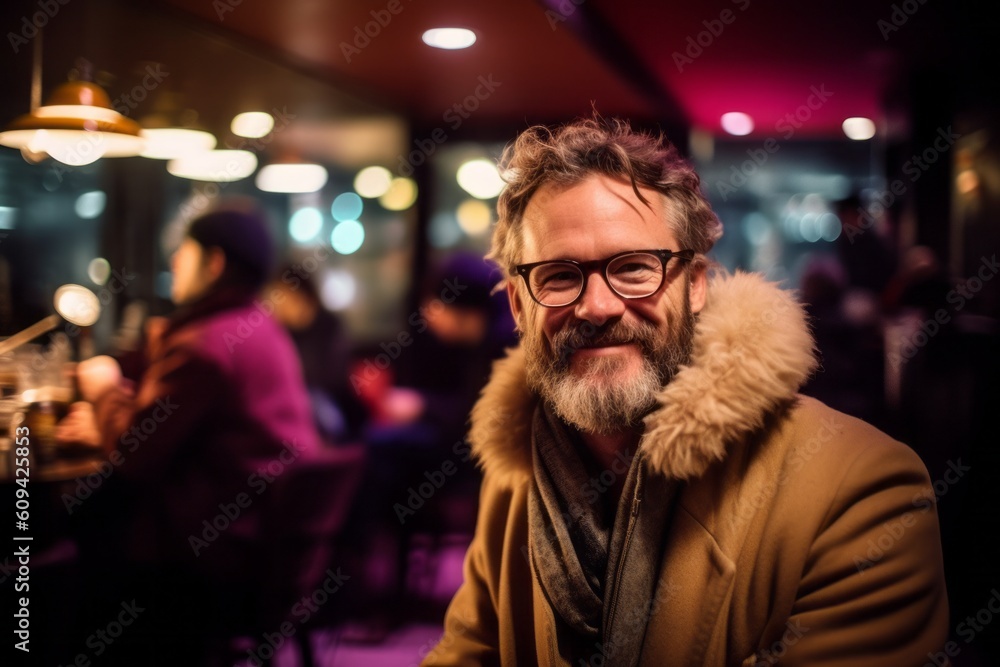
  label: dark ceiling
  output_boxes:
[0,0,993,152]
[152,0,988,138]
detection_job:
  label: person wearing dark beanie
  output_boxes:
[173,203,275,304]
[56,199,327,665]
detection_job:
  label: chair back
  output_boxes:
[262,444,366,622]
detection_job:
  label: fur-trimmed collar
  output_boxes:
[468,271,818,486]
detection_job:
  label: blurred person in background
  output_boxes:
[376,251,515,447]
[834,193,898,296]
[798,254,886,427]
[269,264,369,442]
[424,118,948,666]
[55,201,322,665]
[341,252,514,635]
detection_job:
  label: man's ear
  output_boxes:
[507,278,524,331]
[689,261,708,314]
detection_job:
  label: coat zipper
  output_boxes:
[605,475,644,636]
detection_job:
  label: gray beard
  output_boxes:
[522,289,696,436]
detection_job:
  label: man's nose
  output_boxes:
[573,273,626,326]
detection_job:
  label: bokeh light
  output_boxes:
[289,207,324,243]
[331,192,364,222]
[379,177,418,211]
[331,219,365,254]
[354,166,393,198]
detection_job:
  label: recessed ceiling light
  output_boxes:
[842,117,876,141]
[721,112,754,136]
[422,28,476,50]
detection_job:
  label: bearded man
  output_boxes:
[423,118,949,666]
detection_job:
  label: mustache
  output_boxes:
[550,319,658,369]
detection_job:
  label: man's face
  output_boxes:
[170,238,217,305]
[508,174,707,435]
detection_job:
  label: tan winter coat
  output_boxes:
[423,272,949,666]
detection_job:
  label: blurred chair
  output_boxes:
[213,443,366,666]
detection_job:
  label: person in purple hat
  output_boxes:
[56,200,323,664]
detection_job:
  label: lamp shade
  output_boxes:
[0,80,145,165]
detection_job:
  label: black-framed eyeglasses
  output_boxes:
[515,249,695,308]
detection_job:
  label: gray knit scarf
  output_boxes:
[528,403,677,667]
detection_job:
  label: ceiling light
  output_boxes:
[255,163,328,193]
[421,28,476,49]
[842,117,876,141]
[140,128,217,160]
[231,111,274,138]
[167,150,258,182]
[457,159,505,199]
[0,80,145,165]
[720,112,754,136]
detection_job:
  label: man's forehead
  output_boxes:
[520,175,679,250]
[525,175,671,216]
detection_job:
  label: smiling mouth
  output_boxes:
[574,342,632,352]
